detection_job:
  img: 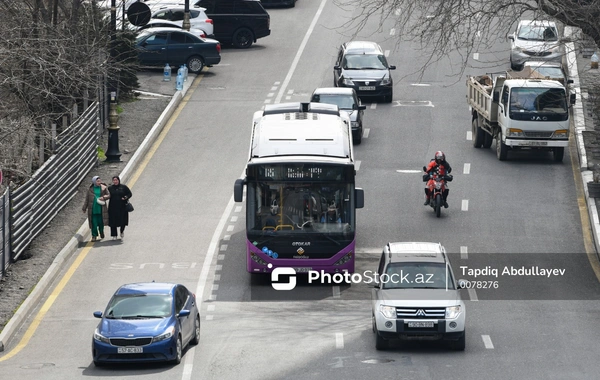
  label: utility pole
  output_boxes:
[106,0,122,162]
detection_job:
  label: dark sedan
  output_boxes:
[91,282,200,366]
[135,27,221,74]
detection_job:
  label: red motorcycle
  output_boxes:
[423,166,453,218]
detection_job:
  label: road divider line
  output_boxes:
[482,334,494,349]
[332,286,340,298]
[460,246,468,259]
[220,245,228,251]
[335,333,344,349]
[468,288,478,301]
[461,199,469,211]
[463,163,470,174]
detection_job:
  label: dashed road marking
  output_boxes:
[460,246,468,259]
[482,334,494,349]
[462,200,469,211]
[463,163,470,174]
[336,333,344,349]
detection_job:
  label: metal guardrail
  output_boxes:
[0,102,100,276]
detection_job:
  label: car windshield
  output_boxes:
[382,262,455,290]
[343,54,387,70]
[518,25,558,42]
[105,294,172,319]
[314,94,355,110]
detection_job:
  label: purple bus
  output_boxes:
[234,103,364,274]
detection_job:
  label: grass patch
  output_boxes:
[98,146,106,161]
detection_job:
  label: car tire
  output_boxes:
[354,125,362,145]
[449,331,466,351]
[553,147,565,163]
[190,314,201,345]
[233,28,254,49]
[375,331,389,350]
[186,56,205,74]
[172,336,183,365]
[496,131,508,161]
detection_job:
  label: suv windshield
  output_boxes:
[383,262,455,290]
[343,54,387,70]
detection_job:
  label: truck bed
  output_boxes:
[466,75,498,123]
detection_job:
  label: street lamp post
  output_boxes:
[182,0,191,31]
[106,0,122,162]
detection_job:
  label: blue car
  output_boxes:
[92,282,200,366]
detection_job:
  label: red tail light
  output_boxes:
[206,18,213,24]
[216,43,221,53]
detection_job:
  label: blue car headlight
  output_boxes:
[93,329,110,344]
[152,326,175,343]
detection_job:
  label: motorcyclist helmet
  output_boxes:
[435,151,445,164]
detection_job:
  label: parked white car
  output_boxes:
[149,6,214,38]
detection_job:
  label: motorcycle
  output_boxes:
[423,166,453,218]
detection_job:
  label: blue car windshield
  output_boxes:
[105,294,172,319]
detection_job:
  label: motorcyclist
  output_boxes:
[424,151,452,208]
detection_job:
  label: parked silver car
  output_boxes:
[508,20,561,70]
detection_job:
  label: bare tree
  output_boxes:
[337,0,600,76]
[0,0,137,187]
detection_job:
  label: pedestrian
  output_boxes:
[108,176,132,241]
[82,176,110,242]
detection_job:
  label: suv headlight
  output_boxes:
[446,305,461,319]
[343,78,354,86]
[152,326,175,343]
[379,305,396,319]
[93,329,110,344]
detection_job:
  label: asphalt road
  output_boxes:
[1,1,600,379]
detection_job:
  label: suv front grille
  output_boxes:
[110,337,152,347]
[396,307,446,319]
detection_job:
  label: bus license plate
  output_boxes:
[295,267,312,273]
[359,86,375,91]
[118,347,143,354]
[408,321,434,328]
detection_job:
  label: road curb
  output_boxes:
[565,26,600,255]
[0,76,196,352]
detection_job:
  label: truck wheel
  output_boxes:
[553,147,565,163]
[472,118,483,148]
[483,131,493,149]
[496,131,508,161]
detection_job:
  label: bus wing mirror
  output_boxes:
[234,179,245,202]
[355,188,364,209]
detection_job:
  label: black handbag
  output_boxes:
[125,201,134,212]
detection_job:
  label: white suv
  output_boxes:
[149,6,214,38]
[371,242,466,350]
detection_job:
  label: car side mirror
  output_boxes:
[334,65,340,70]
[358,105,366,110]
[93,311,103,318]
[178,309,191,317]
[457,279,467,289]
[507,34,514,41]
[567,79,574,84]
[389,65,396,70]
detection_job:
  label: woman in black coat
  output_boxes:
[108,176,132,241]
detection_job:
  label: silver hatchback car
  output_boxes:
[508,20,561,71]
[310,87,366,144]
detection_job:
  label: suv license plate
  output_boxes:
[359,86,375,91]
[294,267,312,273]
[118,347,143,354]
[408,321,434,328]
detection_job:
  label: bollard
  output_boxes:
[163,63,172,81]
[592,52,599,69]
[176,72,184,91]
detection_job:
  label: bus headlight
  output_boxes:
[334,252,353,265]
[251,252,268,266]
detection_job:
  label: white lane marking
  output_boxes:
[394,100,434,107]
[208,294,216,301]
[215,264,222,271]
[396,169,422,173]
[363,128,370,138]
[384,50,390,57]
[287,90,293,95]
[206,315,214,320]
[370,103,377,110]
[270,87,277,91]
[230,216,238,222]
[217,254,225,260]
[460,246,468,259]
[264,99,271,104]
[389,28,396,36]
[473,52,479,61]
[220,244,228,251]
[212,284,219,291]
[234,206,242,213]
[214,274,221,281]
[463,163,470,174]
[275,0,327,103]
[482,335,494,349]
[476,30,481,38]
[335,333,344,349]
[227,225,234,232]
[333,286,340,298]
[223,235,231,241]
[182,357,194,380]
[286,96,292,100]
[411,83,431,87]
[267,92,274,98]
[468,288,478,301]
[207,305,215,312]
[467,130,473,140]
[395,8,401,16]
[461,200,469,211]
[355,248,383,254]
[274,81,281,85]
[355,160,361,171]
